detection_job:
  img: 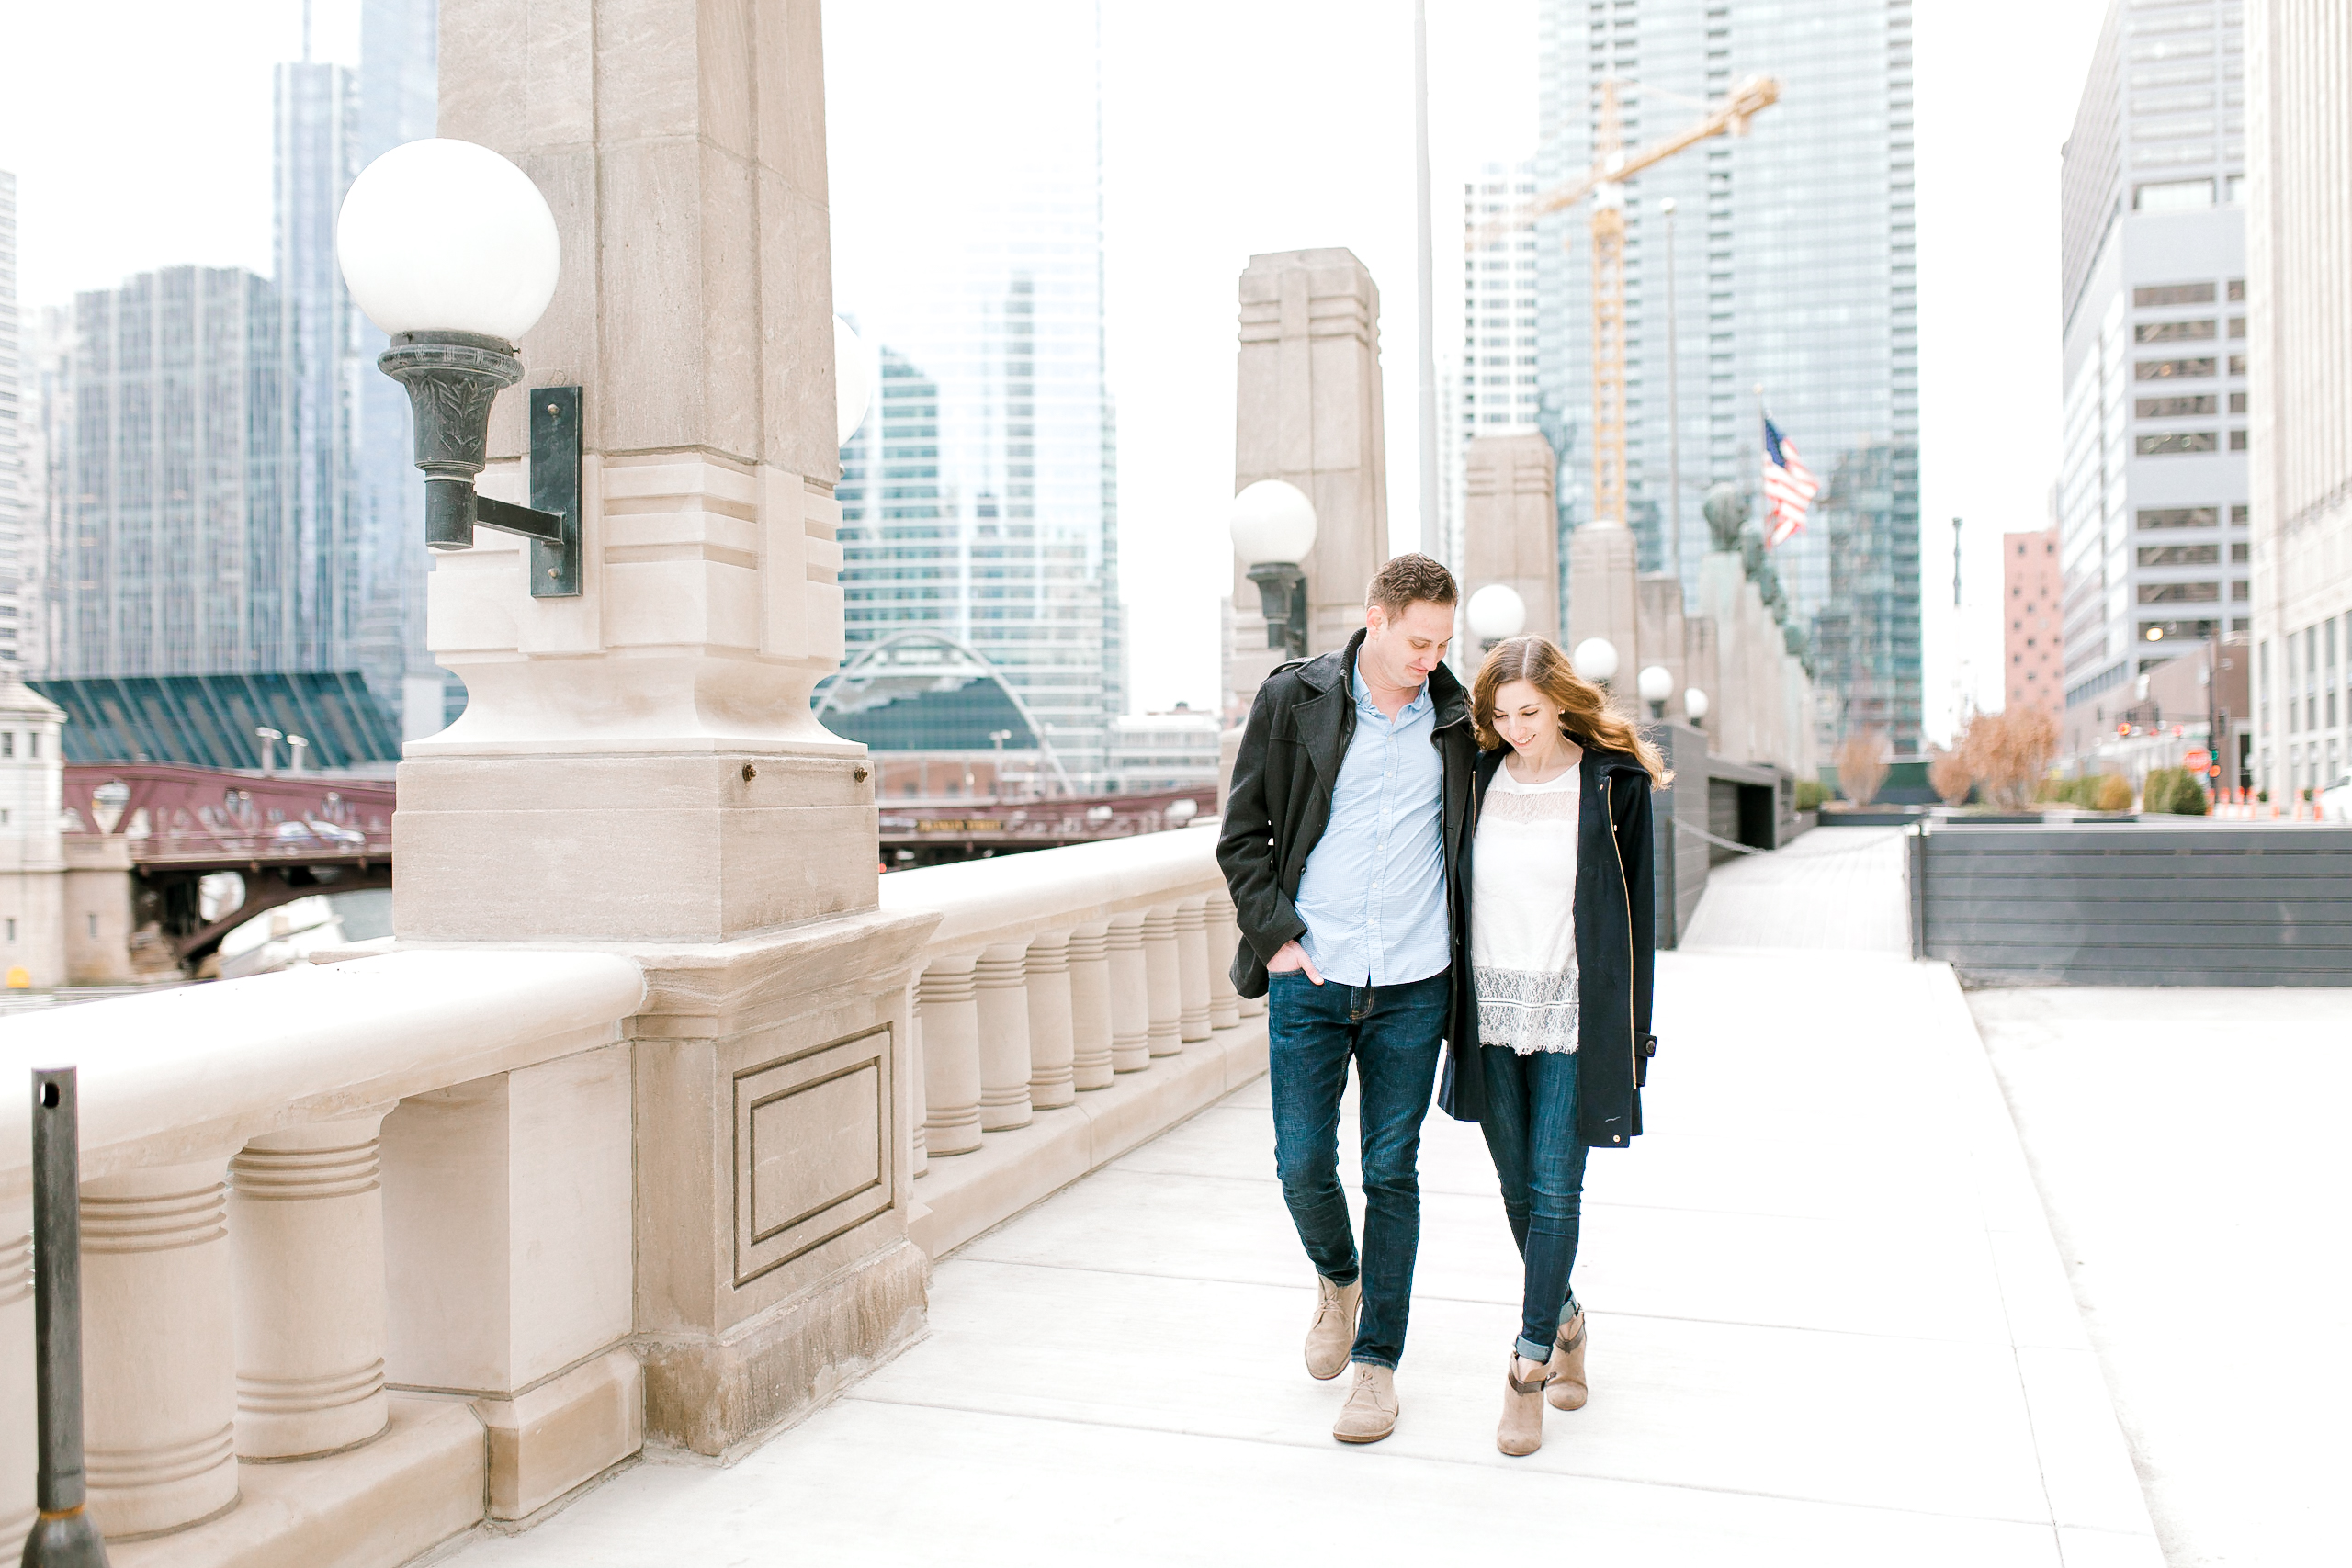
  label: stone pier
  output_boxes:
[398,0,933,1480]
[1226,248,1389,715]
[1460,433,1561,645]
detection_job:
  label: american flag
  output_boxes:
[1761,415,1818,547]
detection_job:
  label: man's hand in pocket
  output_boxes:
[1266,940,1325,985]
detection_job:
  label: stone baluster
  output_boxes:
[1174,897,1212,1043]
[973,945,1035,1132]
[81,1158,239,1537]
[1024,929,1078,1110]
[1,1202,31,1555]
[1142,905,1183,1057]
[228,1112,391,1460]
[919,956,984,1156]
[1204,889,1243,1030]
[1105,912,1152,1073]
[1066,921,1115,1089]
[908,987,929,1179]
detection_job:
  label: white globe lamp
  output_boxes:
[1466,584,1527,648]
[1684,687,1711,727]
[338,139,577,584]
[1231,480,1318,660]
[338,139,560,341]
[1229,480,1318,567]
[1637,664,1674,718]
[1572,637,1621,685]
[835,316,872,447]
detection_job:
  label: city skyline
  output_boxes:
[0,0,2116,739]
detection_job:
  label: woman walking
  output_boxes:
[1441,635,1667,1457]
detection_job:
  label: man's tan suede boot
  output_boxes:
[1304,1275,1362,1381]
[1498,1355,1550,1456]
[1332,1362,1399,1443]
[1546,1310,1589,1411]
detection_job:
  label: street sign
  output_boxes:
[2186,749,2211,768]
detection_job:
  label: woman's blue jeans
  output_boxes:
[1479,1045,1591,1362]
[1266,970,1448,1371]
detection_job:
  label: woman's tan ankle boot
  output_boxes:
[1497,1355,1549,1456]
[1546,1311,1589,1411]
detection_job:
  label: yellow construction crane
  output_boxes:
[1469,73,1779,531]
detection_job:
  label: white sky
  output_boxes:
[0,0,2110,743]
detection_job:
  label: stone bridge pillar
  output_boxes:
[1461,433,1561,648]
[1226,249,1389,718]
[401,0,933,1477]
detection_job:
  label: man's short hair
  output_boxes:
[1365,553,1459,619]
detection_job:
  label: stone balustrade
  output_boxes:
[0,829,1270,1561]
[0,950,645,1560]
[879,824,1265,1257]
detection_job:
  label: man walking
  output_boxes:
[1217,554,1476,1443]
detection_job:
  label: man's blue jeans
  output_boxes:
[1478,1044,1591,1363]
[1266,969,1448,1371]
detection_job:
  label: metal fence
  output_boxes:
[1906,822,2352,985]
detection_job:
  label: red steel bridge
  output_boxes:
[61,764,1216,961]
[62,764,394,966]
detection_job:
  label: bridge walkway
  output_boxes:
[448,842,2159,1566]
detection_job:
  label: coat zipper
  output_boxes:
[1600,771,1637,1130]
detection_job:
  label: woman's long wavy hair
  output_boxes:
[1471,636,1672,788]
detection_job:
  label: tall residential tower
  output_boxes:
[2055,0,2249,762]
[1534,0,1920,749]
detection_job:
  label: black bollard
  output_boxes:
[22,1068,107,1567]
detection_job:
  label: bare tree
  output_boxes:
[1958,708,2059,810]
[1835,728,1891,807]
[1928,743,1973,807]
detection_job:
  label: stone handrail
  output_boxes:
[0,949,646,1548]
[0,951,644,1193]
[879,822,1259,1168]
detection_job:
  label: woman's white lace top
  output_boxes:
[1471,760,1580,1055]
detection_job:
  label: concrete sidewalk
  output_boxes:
[444,945,2159,1567]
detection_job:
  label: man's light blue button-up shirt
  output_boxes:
[1292,664,1450,987]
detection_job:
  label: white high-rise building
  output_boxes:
[2055,0,2250,763]
[0,169,22,669]
[1442,160,1545,576]
[2247,0,2352,805]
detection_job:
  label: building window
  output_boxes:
[2133,282,2215,307]
[2136,395,2215,417]
[0,733,11,758]
[2134,320,2217,344]
[2136,432,2218,455]
[2229,430,2246,450]
[2136,357,2216,381]
[2135,178,2214,211]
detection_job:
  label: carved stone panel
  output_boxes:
[732,1026,893,1286]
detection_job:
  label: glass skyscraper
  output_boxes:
[354,0,442,735]
[46,0,440,720]
[1534,0,1920,748]
[59,265,297,676]
[273,52,363,679]
[825,3,1123,785]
